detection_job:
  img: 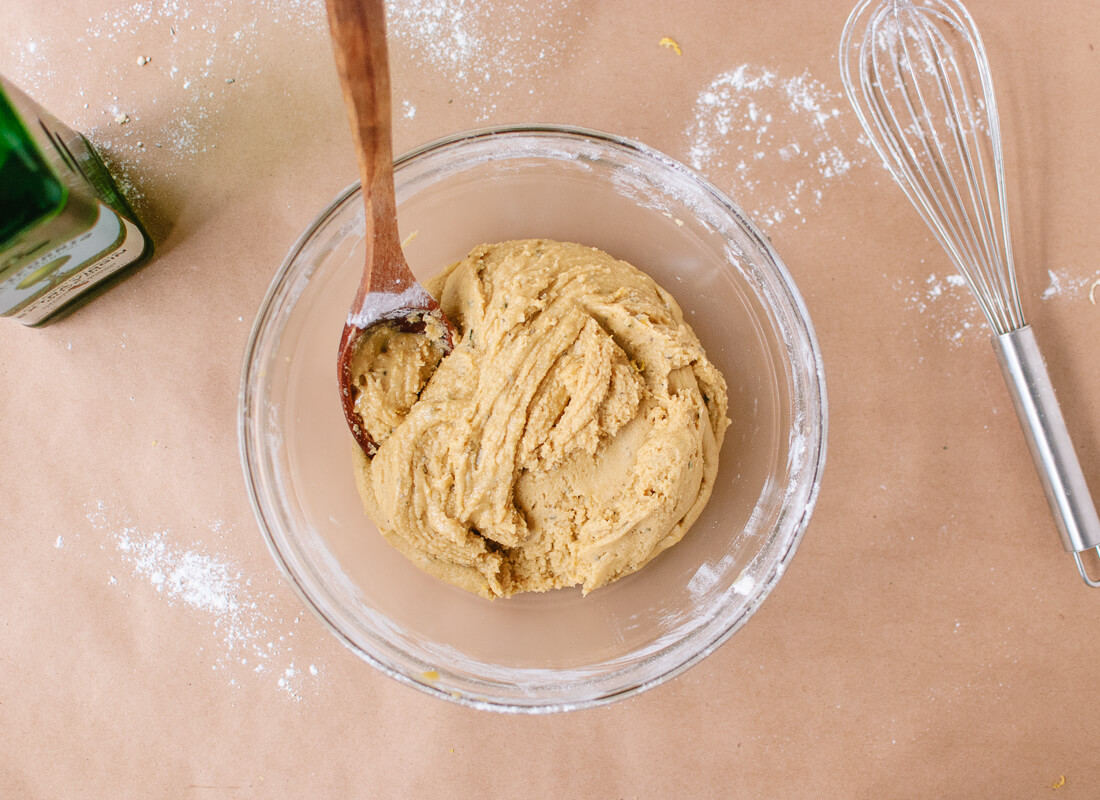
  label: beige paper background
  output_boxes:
[3,0,1100,796]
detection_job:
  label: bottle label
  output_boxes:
[3,201,147,324]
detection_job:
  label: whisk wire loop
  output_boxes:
[841,0,1025,335]
[912,10,1005,316]
[892,25,994,312]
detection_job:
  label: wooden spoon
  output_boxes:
[326,0,454,455]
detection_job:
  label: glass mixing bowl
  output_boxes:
[238,125,827,712]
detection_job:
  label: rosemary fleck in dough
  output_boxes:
[352,240,729,598]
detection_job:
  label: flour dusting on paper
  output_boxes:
[684,64,865,229]
[385,0,585,121]
[893,272,981,347]
[85,499,323,702]
[1039,268,1100,301]
[10,0,323,156]
[4,0,587,212]
[891,266,1100,345]
[3,0,329,210]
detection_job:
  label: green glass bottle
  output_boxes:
[0,77,153,326]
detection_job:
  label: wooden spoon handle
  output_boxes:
[325,0,408,298]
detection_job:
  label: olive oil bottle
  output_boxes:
[0,77,153,326]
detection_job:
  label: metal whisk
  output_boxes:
[840,0,1100,585]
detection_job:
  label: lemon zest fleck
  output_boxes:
[659,37,683,56]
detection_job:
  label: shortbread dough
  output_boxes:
[352,240,729,598]
[349,318,447,447]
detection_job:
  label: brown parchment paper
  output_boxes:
[3,0,1100,797]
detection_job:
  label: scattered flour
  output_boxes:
[892,266,1098,346]
[1040,268,1100,301]
[4,0,328,210]
[687,556,759,602]
[385,0,585,121]
[4,0,587,211]
[732,570,756,597]
[1041,270,1064,300]
[83,499,323,702]
[684,64,865,229]
[894,271,981,346]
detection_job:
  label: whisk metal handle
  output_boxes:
[993,325,1100,554]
